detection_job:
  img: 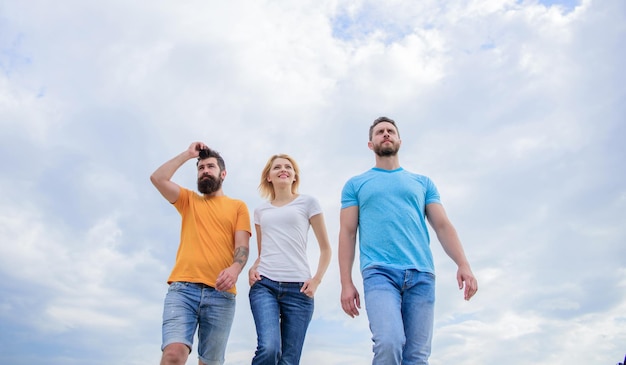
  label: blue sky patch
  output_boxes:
[536,0,581,12]
[331,6,413,44]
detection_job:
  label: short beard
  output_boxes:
[373,143,399,157]
[197,175,223,195]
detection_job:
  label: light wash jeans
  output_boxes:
[363,266,436,365]
[249,276,314,365]
[161,282,236,365]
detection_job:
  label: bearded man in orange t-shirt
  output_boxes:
[151,142,251,365]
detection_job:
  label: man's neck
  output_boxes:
[375,155,401,170]
[203,189,225,198]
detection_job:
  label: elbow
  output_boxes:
[340,231,357,244]
[433,221,454,235]
[150,173,167,188]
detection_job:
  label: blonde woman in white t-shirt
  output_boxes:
[248,154,332,365]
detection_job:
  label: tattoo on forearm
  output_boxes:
[234,247,249,267]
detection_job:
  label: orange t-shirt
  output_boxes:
[168,188,251,294]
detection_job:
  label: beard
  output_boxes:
[197,174,223,195]
[373,141,400,157]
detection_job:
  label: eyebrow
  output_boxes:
[376,127,395,133]
[199,162,217,168]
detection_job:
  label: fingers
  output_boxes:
[301,282,318,298]
[340,286,361,318]
[216,270,237,291]
[459,275,478,301]
[301,280,319,295]
[189,142,201,155]
[191,141,207,150]
[215,279,234,291]
[341,296,361,318]
[188,142,209,157]
[464,278,478,300]
[248,270,261,286]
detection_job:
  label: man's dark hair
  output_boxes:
[197,148,226,171]
[369,116,399,141]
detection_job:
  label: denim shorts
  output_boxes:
[162,281,236,365]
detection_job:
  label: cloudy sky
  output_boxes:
[1,0,624,364]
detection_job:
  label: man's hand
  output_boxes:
[340,283,361,318]
[457,265,478,301]
[187,141,208,158]
[216,266,239,292]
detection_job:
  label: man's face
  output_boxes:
[197,157,224,195]
[369,121,401,157]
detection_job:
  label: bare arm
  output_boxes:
[301,213,332,297]
[426,203,478,301]
[233,230,250,268]
[150,142,207,203]
[216,230,251,291]
[338,206,361,317]
[248,224,263,286]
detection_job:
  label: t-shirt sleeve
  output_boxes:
[253,206,261,225]
[306,195,323,218]
[424,177,441,205]
[236,201,252,234]
[341,179,358,209]
[173,187,191,213]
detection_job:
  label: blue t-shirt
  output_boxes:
[341,167,441,273]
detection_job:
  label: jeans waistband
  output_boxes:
[260,276,305,286]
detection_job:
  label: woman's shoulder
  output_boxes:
[253,200,273,212]
[296,194,318,203]
[295,194,323,212]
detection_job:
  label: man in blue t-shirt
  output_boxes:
[338,117,478,365]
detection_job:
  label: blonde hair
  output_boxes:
[258,154,301,200]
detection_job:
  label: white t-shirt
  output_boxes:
[253,194,322,282]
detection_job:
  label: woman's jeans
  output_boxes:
[363,266,436,365]
[249,276,314,365]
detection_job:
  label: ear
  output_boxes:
[367,141,374,150]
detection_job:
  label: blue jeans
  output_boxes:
[249,276,314,365]
[363,266,435,365]
[161,282,236,365]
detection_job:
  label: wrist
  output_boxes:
[230,262,244,274]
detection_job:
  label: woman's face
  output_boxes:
[268,157,296,187]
